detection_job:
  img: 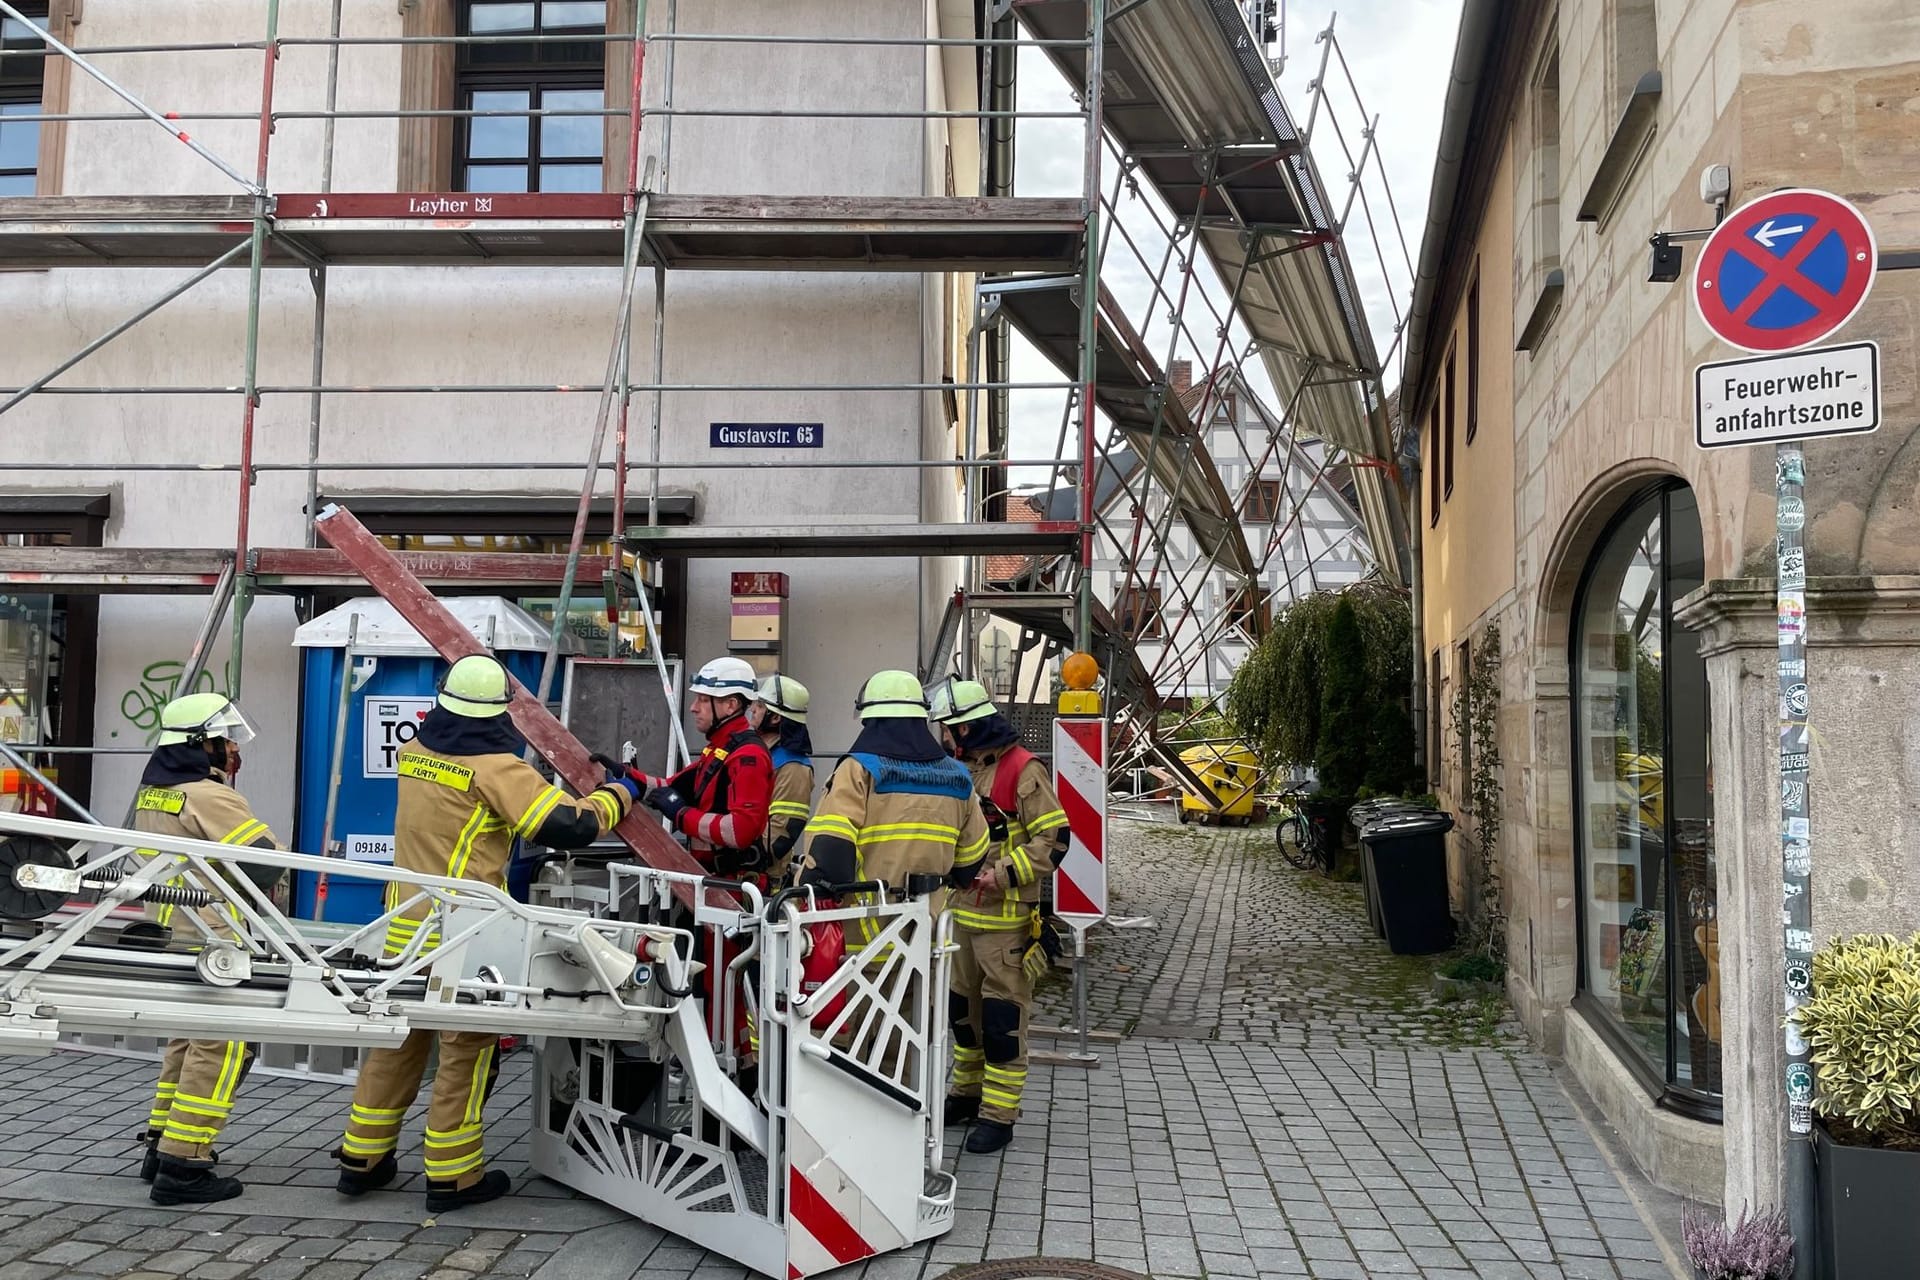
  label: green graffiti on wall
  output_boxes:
[119,660,236,745]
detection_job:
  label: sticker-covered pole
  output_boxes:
[1776,441,1815,1276]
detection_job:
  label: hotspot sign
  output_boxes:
[363,697,435,778]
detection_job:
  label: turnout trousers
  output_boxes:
[149,1038,255,1160]
[339,1030,501,1189]
[947,923,1031,1124]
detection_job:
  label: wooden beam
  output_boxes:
[313,504,722,912]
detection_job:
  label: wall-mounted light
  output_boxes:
[1646,165,1732,285]
[1647,234,1685,283]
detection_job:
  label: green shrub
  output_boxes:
[1791,932,1920,1150]
[1316,597,1369,797]
[1367,696,1417,794]
[1441,953,1504,984]
[1226,584,1415,789]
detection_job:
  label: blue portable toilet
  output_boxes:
[291,597,577,925]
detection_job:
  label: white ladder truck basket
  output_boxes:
[0,810,959,1278]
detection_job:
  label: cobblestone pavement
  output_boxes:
[0,820,1680,1280]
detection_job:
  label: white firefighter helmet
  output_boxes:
[689,656,761,704]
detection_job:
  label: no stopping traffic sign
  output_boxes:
[1693,189,1877,353]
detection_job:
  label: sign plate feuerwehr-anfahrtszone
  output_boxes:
[1693,341,1880,450]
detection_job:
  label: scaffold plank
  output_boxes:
[251,547,615,589]
[0,547,230,592]
[0,546,618,593]
[621,522,1081,558]
[0,193,1087,271]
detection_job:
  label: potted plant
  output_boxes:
[1680,1203,1793,1280]
[1790,931,1920,1278]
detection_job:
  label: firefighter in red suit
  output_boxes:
[624,657,773,868]
[612,656,772,1070]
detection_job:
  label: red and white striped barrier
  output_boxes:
[1052,717,1107,923]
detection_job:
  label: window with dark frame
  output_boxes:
[1243,478,1284,523]
[1467,267,1481,443]
[1456,636,1473,780]
[1443,346,1457,499]
[1119,585,1166,639]
[1428,401,1442,525]
[1532,47,1563,273]
[1226,586,1267,639]
[0,501,104,811]
[0,5,48,196]
[1428,648,1443,782]
[456,2,607,194]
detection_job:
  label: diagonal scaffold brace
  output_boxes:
[312,502,726,913]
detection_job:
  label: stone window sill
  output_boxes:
[1577,70,1662,229]
[1516,268,1566,353]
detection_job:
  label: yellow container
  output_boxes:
[1177,742,1261,824]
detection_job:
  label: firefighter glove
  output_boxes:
[604,774,644,804]
[712,844,769,877]
[647,787,688,824]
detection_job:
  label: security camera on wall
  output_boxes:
[1700,164,1732,211]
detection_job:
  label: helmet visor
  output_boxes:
[202,701,258,746]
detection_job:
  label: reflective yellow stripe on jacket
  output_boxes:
[382,805,508,957]
[948,805,1065,932]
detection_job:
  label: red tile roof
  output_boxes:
[986,494,1045,582]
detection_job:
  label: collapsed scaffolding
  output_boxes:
[0,1,1418,802]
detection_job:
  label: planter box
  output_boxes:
[1815,1122,1920,1278]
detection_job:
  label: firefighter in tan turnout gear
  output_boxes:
[132,693,283,1206]
[931,678,1070,1154]
[795,671,991,946]
[755,672,814,883]
[333,654,641,1212]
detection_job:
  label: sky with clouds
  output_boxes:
[1003,0,1463,484]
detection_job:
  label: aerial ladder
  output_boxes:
[0,505,959,1279]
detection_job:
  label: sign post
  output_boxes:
[1053,654,1108,1066]
[1692,187,1879,1274]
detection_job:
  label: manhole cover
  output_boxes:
[937,1262,1148,1280]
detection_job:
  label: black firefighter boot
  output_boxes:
[425,1169,511,1213]
[942,1095,980,1127]
[334,1150,398,1197]
[150,1154,243,1206]
[964,1119,1014,1155]
[142,1132,219,1184]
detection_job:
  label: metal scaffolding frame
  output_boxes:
[954,0,1422,787]
[0,0,1418,801]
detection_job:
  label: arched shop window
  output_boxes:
[1572,482,1720,1117]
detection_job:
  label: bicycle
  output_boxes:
[1274,792,1336,873]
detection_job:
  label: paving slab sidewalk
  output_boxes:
[0,821,1684,1280]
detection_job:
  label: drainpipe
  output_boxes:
[1408,457,1427,787]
